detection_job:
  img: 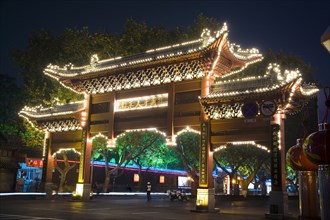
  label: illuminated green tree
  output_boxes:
[214,143,270,196]
[130,138,182,190]
[53,149,80,192]
[173,129,200,184]
[92,130,166,193]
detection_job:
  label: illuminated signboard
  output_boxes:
[78,129,86,183]
[26,158,43,168]
[199,121,209,187]
[115,93,168,112]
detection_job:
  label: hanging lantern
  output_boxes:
[286,139,318,171]
[302,123,330,165]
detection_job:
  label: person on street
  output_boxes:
[146,182,152,201]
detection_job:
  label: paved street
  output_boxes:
[0,195,299,220]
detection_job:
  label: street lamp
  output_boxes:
[321,26,330,53]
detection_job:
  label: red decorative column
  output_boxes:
[74,94,92,201]
[195,75,216,212]
[266,112,289,218]
[42,131,55,198]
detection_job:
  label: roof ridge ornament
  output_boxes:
[64,63,73,70]
[201,28,214,47]
[90,54,99,68]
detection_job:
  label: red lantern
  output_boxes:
[302,123,330,165]
[287,139,318,171]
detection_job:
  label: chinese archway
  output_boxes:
[19,23,318,214]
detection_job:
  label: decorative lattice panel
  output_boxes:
[203,103,244,119]
[41,119,82,132]
[79,60,205,94]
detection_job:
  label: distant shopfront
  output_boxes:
[16,158,43,192]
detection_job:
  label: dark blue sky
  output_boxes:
[1,0,329,116]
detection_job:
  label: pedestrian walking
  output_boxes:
[146,182,152,201]
[17,177,25,192]
[33,177,39,192]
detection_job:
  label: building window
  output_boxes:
[91,102,110,114]
[175,91,200,104]
[134,174,139,182]
[160,175,165,184]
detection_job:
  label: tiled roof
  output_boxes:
[19,101,85,119]
[43,24,262,81]
[200,63,318,101]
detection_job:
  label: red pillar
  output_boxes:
[195,75,215,212]
[42,131,55,197]
[75,94,93,200]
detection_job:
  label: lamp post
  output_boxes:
[318,26,330,220]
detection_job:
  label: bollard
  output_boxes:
[318,165,330,220]
[298,171,319,220]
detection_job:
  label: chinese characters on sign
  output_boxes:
[270,124,282,190]
[199,122,209,188]
[115,93,168,112]
[26,158,43,168]
[41,138,50,183]
[78,129,86,182]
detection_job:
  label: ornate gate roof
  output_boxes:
[199,63,318,119]
[43,23,262,94]
[19,101,85,132]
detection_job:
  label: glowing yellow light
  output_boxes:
[52,148,81,157]
[167,126,201,146]
[116,128,167,140]
[114,93,168,112]
[107,139,116,148]
[196,188,209,207]
[74,183,84,197]
[134,174,139,182]
[213,141,270,153]
[159,176,165,183]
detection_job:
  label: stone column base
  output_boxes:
[194,188,217,212]
[265,191,289,219]
[44,182,55,199]
[73,183,92,201]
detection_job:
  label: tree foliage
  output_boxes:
[92,130,167,192]
[53,149,80,192]
[0,74,44,148]
[214,143,270,195]
[174,131,200,183]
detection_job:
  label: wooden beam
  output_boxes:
[175,80,201,93]
[114,118,166,132]
[211,130,270,145]
[174,102,201,112]
[174,116,200,127]
[211,117,271,131]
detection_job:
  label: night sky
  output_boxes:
[1,0,329,118]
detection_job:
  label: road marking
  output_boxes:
[131,212,160,215]
[0,214,63,219]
